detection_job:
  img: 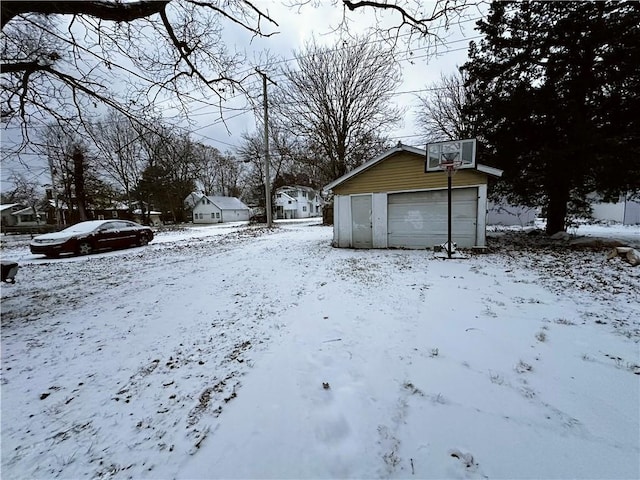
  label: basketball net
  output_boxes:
[439,160,463,177]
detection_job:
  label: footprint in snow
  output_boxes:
[448,449,489,479]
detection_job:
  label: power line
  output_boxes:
[2,19,480,134]
[2,11,484,164]
[1,39,474,135]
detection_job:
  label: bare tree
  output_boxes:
[416,70,478,143]
[192,144,244,197]
[4,173,44,223]
[194,144,223,196]
[91,111,145,204]
[1,0,475,164]
[1,1,278,153]
[41,124,112,223]
[133,126,204,222]
[237,125,293,207]
[273,38,402,184]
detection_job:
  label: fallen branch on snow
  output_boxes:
[606,247,640,267]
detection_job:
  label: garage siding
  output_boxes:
[388,188,478,248]
[332,152,486,196]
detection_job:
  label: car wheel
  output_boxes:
[138,234,149,246]
[78,242,93,255]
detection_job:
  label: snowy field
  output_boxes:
[1,220,639,479]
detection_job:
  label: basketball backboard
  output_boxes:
[425,138,476,172]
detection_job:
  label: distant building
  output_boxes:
[487,201,538,226]
[0,203,47,227]
[274,186,323,219]
[590,194,640,225]
[0,204,23,227]
[192,195,250,223]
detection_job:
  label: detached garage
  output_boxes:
[324,142,502,249]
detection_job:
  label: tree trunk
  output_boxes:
[73,147,89,221]
[546,181,569,235]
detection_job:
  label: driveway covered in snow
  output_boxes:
[1,220,639,479]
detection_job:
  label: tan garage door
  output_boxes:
[388,188,478,248]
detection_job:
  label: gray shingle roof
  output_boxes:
[205,196,249,210]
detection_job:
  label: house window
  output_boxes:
[212,213,215,219]
[194,213,197,220]
[303,206,307,212]
[98,214,105,220]
[301,191,307,198]
[112,211,118,218]
[216,212,220,219]
[288,200,292,204]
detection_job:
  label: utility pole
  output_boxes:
[256,69,276,228]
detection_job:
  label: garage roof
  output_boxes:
[323,143,503,192]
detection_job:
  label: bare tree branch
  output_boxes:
[1,0,279,156]
[272,38,401,184]
[340,0,474,43]
[1,1,171,29]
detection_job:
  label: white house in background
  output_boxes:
[590,193,640,225]
[192,195,250,224]
[132,209,163,226]
[10,205,48,226]
[274,186,323,219]
[0,203,23,227]
[487,201,538,226]
[0,204,48,227]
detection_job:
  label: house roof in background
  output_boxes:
[132,209,162,215]
[277,191,296,201]
[11,206,46,215]
[0,203,22,212]
[276,185,318,193]
[184,192,202,208]
[205,196,250,211]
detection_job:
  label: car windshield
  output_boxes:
[60,221,108,234]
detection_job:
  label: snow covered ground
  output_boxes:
[1,220,639,479]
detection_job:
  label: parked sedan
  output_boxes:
[30,220,153,258]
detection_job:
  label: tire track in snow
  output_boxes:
[1,224,329,478]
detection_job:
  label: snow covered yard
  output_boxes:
[1,220,639,479]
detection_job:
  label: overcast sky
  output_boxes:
[0,2,483,192]
[180,1,481,153]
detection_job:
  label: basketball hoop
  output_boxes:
[424,139,477,259]
[438,150,463,177]
[438,160,463,177]
[425,139,476,173]
[437,152,462,259]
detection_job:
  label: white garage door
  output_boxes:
[388,188,478,248]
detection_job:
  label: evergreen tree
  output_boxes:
[464,1,640,233]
